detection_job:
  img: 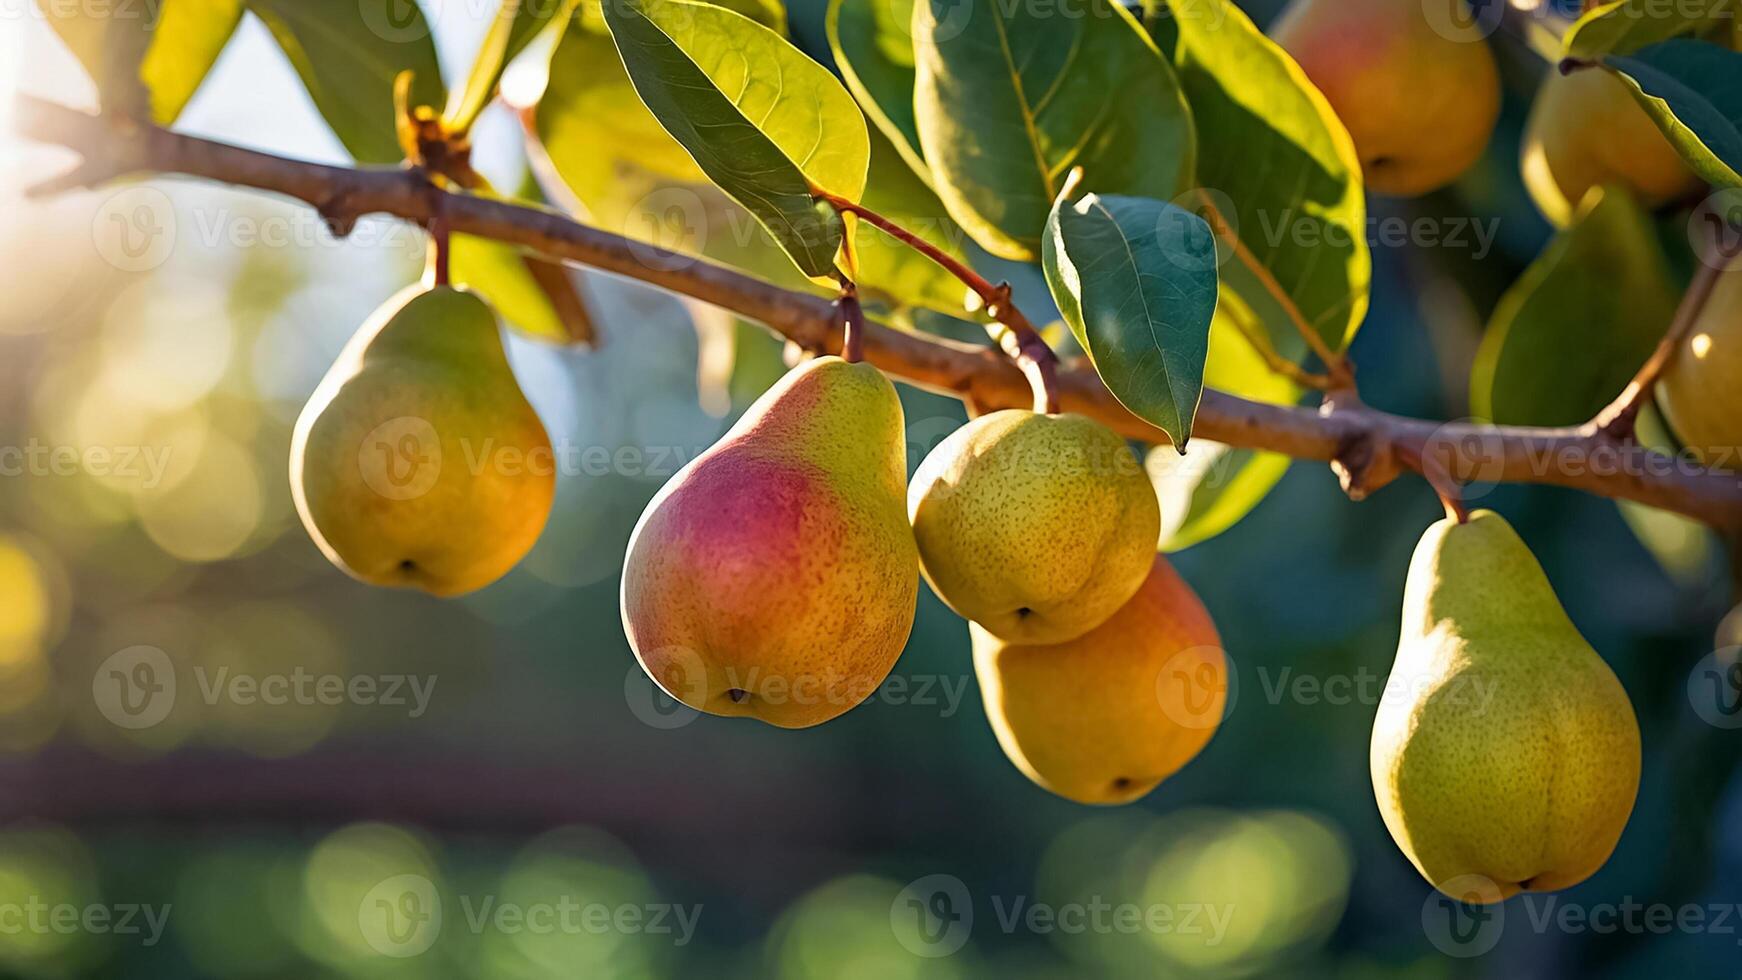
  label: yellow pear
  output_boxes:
[909,410,1159,644]
[290,284,554,597]
[620,356,918,728]
[1521,66,1704,227]
[972,555,1225,805]
[1658,266,1742,469]
[1271,0,1500,196]
[1372,510,1640,902]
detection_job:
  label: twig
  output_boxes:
[815,188,1060,414]
[1592,237,1734,440]
[1192,189,1357,391]
[1224,299,1335,391]
[17,94,1742,530]
[836,280,866,363]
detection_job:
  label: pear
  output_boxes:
[909,410,1159,644]
[1657,266,1742,469]
[1372,510,1640,902]
[973,555,1225,805]
[1271,0,1500,196]
[290,284,554,597]
[620,356,918,728]
[1521,67,1703,227]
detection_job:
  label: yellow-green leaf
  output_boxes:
[1165,0,1369,353]
[602,0,869,278]
[39,0,242,124]
[1603,40,1742,188]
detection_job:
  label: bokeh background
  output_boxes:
[2,0,1741,976]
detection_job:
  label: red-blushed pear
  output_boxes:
[1271,0,1500,196]
[1372,510,1640,903]
[620,355,919,729]
[290,284,554,597]
[972,555,1225,805]
[909,410,1160,644]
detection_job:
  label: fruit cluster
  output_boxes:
[288,295,1644,906]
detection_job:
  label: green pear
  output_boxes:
[1271,0,1499,196]
[973,555,1225,805]
[909,410,1159,644]
[1372,510,1640,902]
[1521,67,1704,227]
[290,284,554,597]
[1658,266,1742,470]
[620,356,918,729]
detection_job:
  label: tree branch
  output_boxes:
[16,94,1742,530]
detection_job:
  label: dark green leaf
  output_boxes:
[247,0,446,164]
[1604,39,1742,188]
[1470,186,1679,425]
[1043,192,1218,448]
[39,0,242,123]
[1149,271,1304,550]
[602,0,868,278]
[1165,0,1369,353]
[912,0,1194,260]
[827,0,929,184]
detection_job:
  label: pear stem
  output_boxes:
[1591,229,1736,442]
[814,190,1061,413]
[426,212,451,288]
[836,280,866,364]
[1397,442,1471,524]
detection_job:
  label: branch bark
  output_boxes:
[17,95,1742,530]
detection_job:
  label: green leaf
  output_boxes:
[246,0,446,164]
[39,0,242,124]
[1165,0,1370,353]
[602,0,869,278]
[445,0,576,133]
[1603,40,1742,188]
[911,0,1194,260]
[827,0,930,184]
[1043,192,1219,448]
[1470,186,1679,426]
[1564,0,1731,59]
